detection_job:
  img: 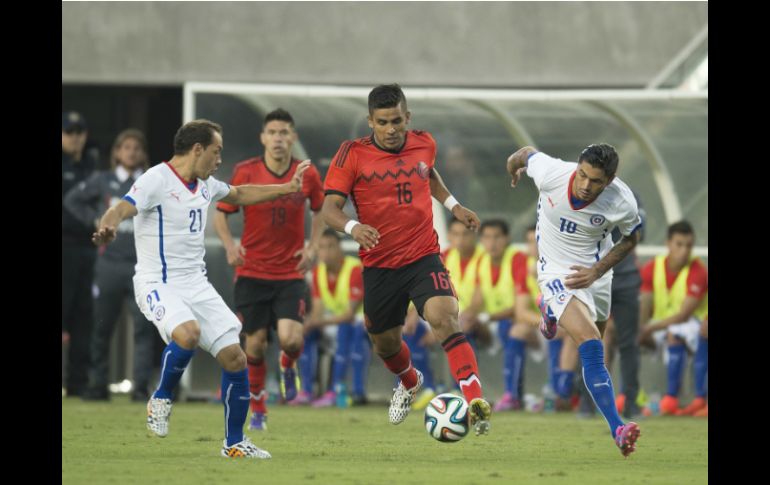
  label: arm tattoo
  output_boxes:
[594,234,637,277]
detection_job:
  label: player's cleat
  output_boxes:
[279,362,300,402]
[289,390,312,406]
[614,422,641,458]
[469,397,492,436]
[311,391,336,408]
[537,295,558,340]
[660,395,680,415]
[413,388,437,411]
[221,436,272,459]
[248,412,267,431]
[146,397,172,437]
[678,397,707,416]
[388,369,423,424]
[494,392,521,412]
[693,404,708,418]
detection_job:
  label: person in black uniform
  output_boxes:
[65,129,158,401]
[62,111,100,397]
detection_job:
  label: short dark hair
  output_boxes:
[667,220,694,240]
[173,119,222,155]
[321,228,342,241]
[368,84,407,113]
[264,108,294,128]
[525,224,537,235]
[578,143,619,178]
[480,219,510,236]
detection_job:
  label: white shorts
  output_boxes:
[133,273,242,358]
[653,316,701,354]
[538,272,612,324]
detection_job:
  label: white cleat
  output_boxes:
[388,369,424,425]
[221,436,272,459]
[146,397,172,437]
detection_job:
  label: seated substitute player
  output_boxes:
[506,143,643,457]
[92,119,310,459]
[303,228,370,407]
[466,219,533,412]
[321,84,492,435]
[638,221,708,416]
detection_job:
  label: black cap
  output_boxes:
[62,111,87,131]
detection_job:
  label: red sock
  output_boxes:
[280,346,302,369]
[247,356,267,414]
[442,333,483,402]
[382,341,419,389]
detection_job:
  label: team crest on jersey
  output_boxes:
[590,214,606,226]
[556,293,568,305]
[201,185,210,201]
[417,161,430,179]
[154,305,166,321]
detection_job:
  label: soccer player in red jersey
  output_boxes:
[321,84,492,435]
[213,109,325,430]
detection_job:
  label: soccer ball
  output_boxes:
[424,393,469,442]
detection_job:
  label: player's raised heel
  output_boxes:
[388,370,424,425]
[537,295,559,340]
[469,397,492,436]
[146,397,172,437]
[614,422,641,458]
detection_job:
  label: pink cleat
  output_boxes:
[311,391,336,408]
[614,422,641,458]
[494,392,521,412]
[537,295,558,340]
[288,390,312,406]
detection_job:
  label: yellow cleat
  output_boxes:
[469,397,491,436]
[412,388,437,411]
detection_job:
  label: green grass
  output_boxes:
[62,396,707,485]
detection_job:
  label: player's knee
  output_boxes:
[227,351,247,372]
[281,337,302,355]
[173,324,200,349]
[424,309,458,333]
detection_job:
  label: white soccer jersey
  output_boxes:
[123,162,231,282]
[526,152,642,278]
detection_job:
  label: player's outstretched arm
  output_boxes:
[565,231,640,289]
[506,146,538,187]
[321,193,380,251]
[429,168,480,232]
[92,200,138,245]
[221,160,311,206]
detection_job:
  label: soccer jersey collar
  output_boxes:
[261,156,299,179]
[370,133,408,154]
[164,161,199,193]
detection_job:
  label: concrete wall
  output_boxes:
[62,1,707,87]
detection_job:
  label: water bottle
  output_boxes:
[335,383,349,408]
[648,392,661,416]
[543,384,556,413]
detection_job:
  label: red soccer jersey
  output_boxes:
[311,264,364,301]
[640,257,708,299]
[216,157,324,280]
[324,131,440,268]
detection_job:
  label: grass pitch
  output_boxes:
[62,396,707,484]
